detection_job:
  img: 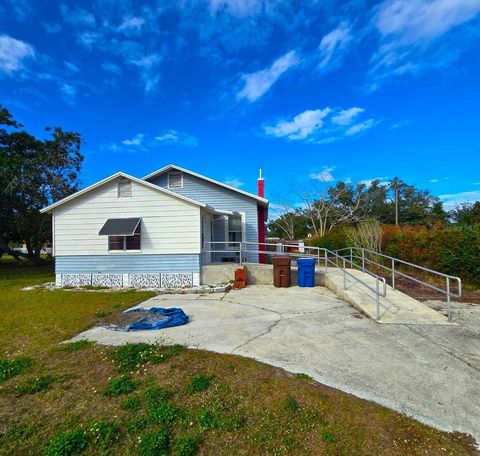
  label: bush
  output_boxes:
[138,428,170,456]
[104,375,139,397]
[309,230,349,251]
[382,224,480,286]
[187,375,214,394]
[17,375,56,394]
[143,385,172,406]
[43,429,88,456]
[0,356,32,382]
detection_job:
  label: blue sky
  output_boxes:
[1,0,480,213]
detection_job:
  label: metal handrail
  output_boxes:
[202,241,387,320]
[334,247,462,322]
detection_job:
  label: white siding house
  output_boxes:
[42,165,269,288]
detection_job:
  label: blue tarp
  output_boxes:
[123,307,189,331]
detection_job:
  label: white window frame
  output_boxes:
[168,171,183,189]
[107,221,142,253]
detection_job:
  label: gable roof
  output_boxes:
[40,172,207,214]
[142,164,269,207]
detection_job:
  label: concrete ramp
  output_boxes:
[324,268,453,325]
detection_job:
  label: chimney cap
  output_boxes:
[258,167,263,180]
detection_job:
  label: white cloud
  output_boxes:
[310,167,335,183]
[129,54,162,69]
[64,61,79,72]
[60,83,77,105]
[318,21,352,70]
[376,0,480,43]
[369,0,480,87]
[101,62,122,74]
[236,50,300,102]
[332,107,364,126]
[439,190,480,210]
[155,129,198,146]
[224,177,244,188]
[122,133,144,146]
[60,4,95,27]
[0,35,35,74]
[429,178,439,183]
[264,108,332,140]
[345,118,377,136]
[208,0,264,17]
[118,16,145,32]
[42,22,61,33]
[360,177,389,187]
[264,106,379,143]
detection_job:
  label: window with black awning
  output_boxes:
[99,218,142,251]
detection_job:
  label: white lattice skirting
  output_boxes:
[57,272,200,288]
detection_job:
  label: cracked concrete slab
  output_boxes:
[70,285,480,444]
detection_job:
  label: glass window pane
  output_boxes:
[228,216,241,232]
[126,234,141,250]
[109,236,124,250]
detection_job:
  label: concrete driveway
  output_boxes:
[72,285,480,444]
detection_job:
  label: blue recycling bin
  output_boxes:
[297,258,316,287]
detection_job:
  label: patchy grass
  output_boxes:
[187,374,214,394]
[59,340,96,352]
[0,261,477,455]
[16,374,56,395]
[0,356,33,382]
[104,375,139,397]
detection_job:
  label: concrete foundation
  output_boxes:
[200,262,325,286]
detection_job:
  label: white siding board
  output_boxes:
[54,180,201,256]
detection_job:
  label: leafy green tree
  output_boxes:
[450,201,480,225]
[0,104,83,264]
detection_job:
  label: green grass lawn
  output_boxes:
[0,257,476,455]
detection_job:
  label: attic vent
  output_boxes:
[168,171,183,189]
[118,178,132,197]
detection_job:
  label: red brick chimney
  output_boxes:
[257,168,266,264]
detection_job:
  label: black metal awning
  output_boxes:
[99,218,141,236]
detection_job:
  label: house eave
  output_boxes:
[40,172,207,214]
[143,164,269,207]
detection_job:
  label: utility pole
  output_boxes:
[395,188,399,226]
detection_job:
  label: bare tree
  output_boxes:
[269,201,300,240]
[300,179,366,238]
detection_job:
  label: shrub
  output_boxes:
[43,429,88,456]
[173,436,200,456]
[187,375,214,394]
[104,375,139,397]
[309,230,349,251]
[60,340,95,352]
[86,419,119,449]
[0,356,32,382]
[295,373,312,380]
[17,375,56,394]
[138,428,170,456]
